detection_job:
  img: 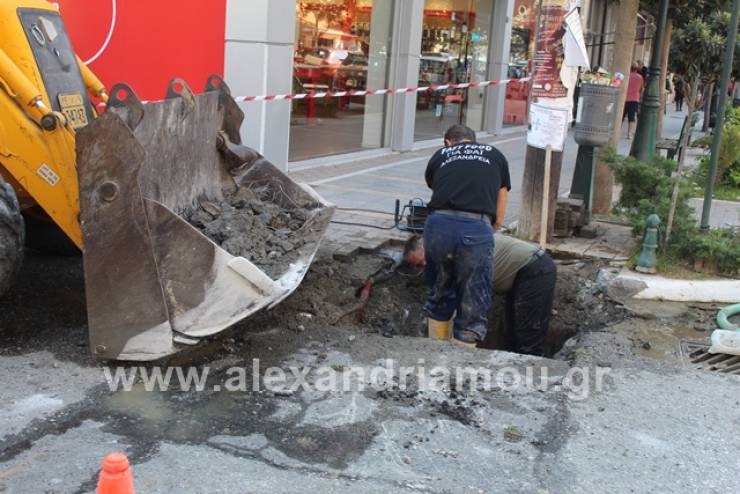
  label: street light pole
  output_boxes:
[630,0,670,161]
[700,0,740,231]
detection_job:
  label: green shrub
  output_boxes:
[673,228,740,275]
[729,165,740,187]
[600,146,740,276]
[692,134,713,149]
[600,147,696,240]
[695,104,740,188]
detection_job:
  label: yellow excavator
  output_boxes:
[0,0,333,360]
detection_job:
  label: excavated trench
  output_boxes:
[242,248,632,358]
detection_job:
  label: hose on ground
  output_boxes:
[717,303,740,331]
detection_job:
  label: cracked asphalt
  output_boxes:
[1,252,739,494]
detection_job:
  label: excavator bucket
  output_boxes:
[76,77,333,361]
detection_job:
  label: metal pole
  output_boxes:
[540,145,552,248]
[459,22,470,125]
[630,0,670,160]
[700,0,740,231]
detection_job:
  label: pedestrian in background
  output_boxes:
[637,60,648,80]
[423,124,511,347]
[674,76,685,111]
[623,63,644,139]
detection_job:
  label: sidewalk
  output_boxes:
[688,198,740,228]
[295,107,719,257]
[290,127,576,228]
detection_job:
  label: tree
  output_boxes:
[592,0,641,214]
[664,9,737,241]
[639,0,728,139]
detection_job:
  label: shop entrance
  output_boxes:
[290,0,394,162]
[414,0,492,141]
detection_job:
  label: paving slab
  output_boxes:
[548,222,635,261]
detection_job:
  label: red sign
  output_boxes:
[56,0,226,101]
[531,0,568,98]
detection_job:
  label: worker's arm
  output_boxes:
[494,155,512,231]
[494,187,508,231]
[425,149,443,188]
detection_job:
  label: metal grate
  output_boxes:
[680,341,740,375]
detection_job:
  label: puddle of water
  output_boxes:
[611,319,709,363]
[98,377,379,469]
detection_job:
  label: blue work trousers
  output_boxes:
[423,212,494,340]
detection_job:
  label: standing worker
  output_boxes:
[490,234,557,356]
[623,63,644,139]
[423,124,511,347]
[404,232,556,354]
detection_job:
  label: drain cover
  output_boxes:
[680,341,740,375]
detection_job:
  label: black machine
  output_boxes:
[394,199,430,233]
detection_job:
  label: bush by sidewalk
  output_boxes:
[600,147,740,277]
[691,104,740,201]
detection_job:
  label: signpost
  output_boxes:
[520,0,582,243]
[527,103,570,247]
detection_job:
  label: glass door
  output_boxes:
[290,0,394,161]
[414,0,491,141]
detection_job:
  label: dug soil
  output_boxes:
[243,249,632,358]
[187,186,326,279]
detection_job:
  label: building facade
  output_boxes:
[57,0,598,170]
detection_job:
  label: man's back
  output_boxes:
[492,234,539,294]
[626,72,644,102]
[425,142,511,222]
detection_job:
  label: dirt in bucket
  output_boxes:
[187,186,326,279]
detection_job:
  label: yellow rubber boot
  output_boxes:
[451,337,477,349]
[428,318,452,340]
[452,329,479,348]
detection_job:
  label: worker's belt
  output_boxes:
[435,209,492,223]
[526,249,546,266]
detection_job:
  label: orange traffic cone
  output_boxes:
[96,452,135,494]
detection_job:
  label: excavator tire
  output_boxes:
[0,176,24,297]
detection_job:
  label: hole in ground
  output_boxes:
[245,249,629,359]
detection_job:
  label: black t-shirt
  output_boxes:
[425,142,511,221]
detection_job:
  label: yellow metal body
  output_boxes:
[0,0,335,362]
[0,0,107,248]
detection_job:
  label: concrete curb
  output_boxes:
[618,269,740,304]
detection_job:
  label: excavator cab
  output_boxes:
[0,0,333,360]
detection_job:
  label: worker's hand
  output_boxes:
[493,221,503,231]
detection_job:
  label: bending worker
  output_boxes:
[491,233,557,356]
[423,124,511,347]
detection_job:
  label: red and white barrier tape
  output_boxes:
[102,77,528,108]
[234,78,529,102]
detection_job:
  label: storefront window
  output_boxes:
[290,0,394,162]
[415,0,492,142]
[504,0,535,126]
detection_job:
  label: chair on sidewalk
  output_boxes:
[656,115,690,160]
